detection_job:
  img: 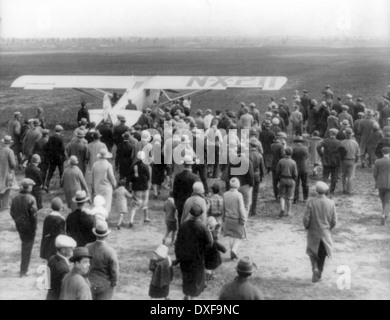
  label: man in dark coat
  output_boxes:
[45,125,66,189]
[359,110,376,167]
[300,90,311,123]
[259,120,275,174]
[173,159,200,223]
[331,97,343,115]
[316,101,331,138]
[46,235,77,300]
[40,198,66,261]
[219,257,264,300]
[113,116,130,147]
[66,191,96,247]
[32,129,50,179]
[97,120,114,152]
[115,132,136,186]
[175,203,213,300]
[292,136,309,203]
[10,178,38,277]
[270,133,286,199]
[77,101,90,125]
[25,154,44,210]
[317,129,344,195]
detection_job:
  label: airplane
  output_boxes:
[11,75,288,127]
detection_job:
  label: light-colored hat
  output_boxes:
[31,154,41,164]
[346,93,353,99]
[249,103,256,108]
[42,129,50,135]
[265,112,273,117]
[76,129,86,138]
[229,177,240,189]
[14,111,21,116]
[249,137,260,146]
[21,178,36,188]
[341,120,350,126]
[272,117,280,125]
[207,216,219,231]
[341,105,349,111]
[153,134,162,143]
[97,148,113,159]
[183,154,194,165]
[236,256,257,274]
[55,125,64,132]
[154,244,169,259]
[316,181,329,194]
[329,128,339,135]
[137,151,146,161]
[141,130,151,142]
[92,220,111,238]
[345,128,353,136]
[72,190,90,204]
[373,122,380,130]
[55,235,77,249]
[69,155,79,165]
[79,118,88,125]
[276,132,287,139]
[1,135,13,144]
[33,119,41,126]
[193,181,205,194]
[93,195,106,207]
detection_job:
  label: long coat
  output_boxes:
[222,189,247,239]
[359,119,376,153]
[181,193,208,225]
[308,137,323,165]
[40,212,66,260]
[66,209,96,247]
[175,217,212,297]
[173,169,199,220]
[85,140,107,191]
[116,140,136,178]
[303,195,337,258]
[47,254,70,300]
[66,139,88,174]
[10,190,38,240]
[0,145,16,206]
[92,159,116,213]
[60,268,93,300]
[23,127,42,156]
[374,157,390,190]
[62,165,89,211]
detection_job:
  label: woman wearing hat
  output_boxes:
[175,203,213,300]
[222,178,247,260]
[62,156,89,211]
[0,135,16,210]
[91,149,117,214]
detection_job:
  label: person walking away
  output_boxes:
[303,182,337,283]
[317,129,343,195]
[222,178,247,260]
[25,154,44,210]
[45,125,66,190]
[340,128,360,195]
[46,235,77,300]
[129,151,151,227]
[249,138,264,216]
[308,131,323,177]
[163,191,178,245]
[62,155,89,211]
[367,123,383,168]
[10,178,37,277]
[358,110,375,168]
[275,148,297,217]
[259,120,275,174]
[114,180,132,229]
[270,132,287,199]
[292,136,309,203]
[40,197,66,261]
[0,135,16,210]
[208,184,223,224]
[373,147,390,225]
[291,104,303,136]
[85,131,107,192]
[175,203,213,300]
[91,149,117,214]
[8,112,23,166]
[219,257,264,300]
[32,129,50,179]
[60,247,92,300]
[66,190,96,247]
[149,244,173,300]
[181,182,209,225]
[86,221,119,300]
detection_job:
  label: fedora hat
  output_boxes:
[72,190,90,204]
[236,256,257,274]
[249,137,260,147]
[21,178,36,188]
[1,135,13,144]
[97,148,113,159]
[316,181,329,194]
[76,129,86,138]
[92,220,111,238]
[141,130,151,142]
[93,131,102,139]
[69,247,92,263]
[31,154,41,164]
[294,136,304,143]
[33,119,41,126]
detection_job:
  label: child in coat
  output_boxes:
[114,179,132,229]
[205,216,226,283]
[163,192,177,245]
[149,244,173,300]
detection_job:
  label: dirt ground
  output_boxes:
[0,160,389,300]
[0,47,389,300]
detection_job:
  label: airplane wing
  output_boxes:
[11,75,287,91]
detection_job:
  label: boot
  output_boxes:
[310,256,321,283]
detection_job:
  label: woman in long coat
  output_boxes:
[0,136,16,210]
[175,203,212,300]
[62,156,89,211]
[222,178,247,260]
[92,149,117,213]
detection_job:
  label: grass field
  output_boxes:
[0,46,390,300]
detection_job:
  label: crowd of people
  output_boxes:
[1,87,390,300]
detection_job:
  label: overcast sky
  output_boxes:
[1,0,389,39]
